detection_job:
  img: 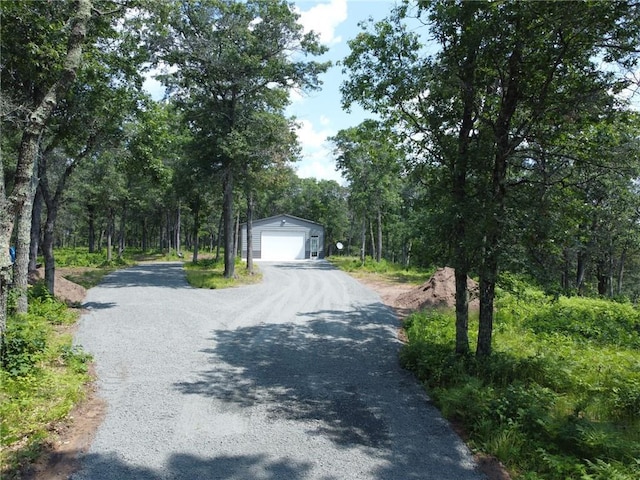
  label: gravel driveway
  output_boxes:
[73,261,485,480]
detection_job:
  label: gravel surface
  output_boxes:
[73,261,485,480]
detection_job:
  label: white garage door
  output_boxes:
[261,231,305,260]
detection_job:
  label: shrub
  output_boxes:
[400,278,640,479]
[1,314,50,377]
[525,297,640,348]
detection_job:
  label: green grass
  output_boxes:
[184,257,262,289]
[62,268,114,290]
[1,285,91,477]
[327,255,433,284]
[400,277,640,480]
[1,248,262,476]
[56,247,192,289]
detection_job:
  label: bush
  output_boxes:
[525,297,640,348]
[1,282,91,476]
[400,278,640,479]
[1,314,50,377]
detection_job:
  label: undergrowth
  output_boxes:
[400,273,640,479]
[184,257,262,289]
[1,282,91,478]
[328,255,432,284]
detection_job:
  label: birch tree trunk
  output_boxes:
[14,167,39,312]
[246,190,254,274]
[29,187,43,271]
[0,0,92,337]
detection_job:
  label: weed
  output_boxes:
[184,257,262,289]
[399,278,640,479]
[0,289,91,477]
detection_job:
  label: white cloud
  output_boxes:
[297,159,344,183]
[294,119,344,183]
[295,0,348,46]
[143,75,166,101]
[295,119,331,148]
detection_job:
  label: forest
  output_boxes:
[2,0,639,340]
[1,1,639,478]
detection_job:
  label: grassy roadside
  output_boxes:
[328,255,433,285]
[0,286,91,477]
[330,257,639,480]
[1,248,256,477]
[183,257,262,289]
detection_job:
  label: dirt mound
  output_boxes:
[396,266,479,311]
[29,268,87,306]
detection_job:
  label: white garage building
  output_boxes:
[240,214,325,261]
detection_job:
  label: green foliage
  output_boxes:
[1,313,50,377]
[525,297,640,348]
[401,280,640,479]
[28,282,78,325]
[53,247,110,267]
[328,255,431,283]
[184,257,262,289]
[1,290,91,476]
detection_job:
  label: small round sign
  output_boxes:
[336,242,344,250]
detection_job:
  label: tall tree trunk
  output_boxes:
[234,210,240,260]
[0,0,92,338]
[166,210,172,254]
[191,203,200,263]
[451,18,479,357]
[376,207,382,263]
[477,41,522,358]
[596,261,608,296]
[141,217,148,252]
[576,249,587,295]
[176,202,181,256]
[14,166,39,313]
[87,203,96,252]
[617,247,626,296]
[360,216,366,265]
[223,168,235,278]
[369,219,376,261]
[215,211,223,261]
[608,247,614,298]
[106,210,114,262]
[40,135,89,293]
[477,249,498,357]
[42,206,58,296]
[561,247,571,292]
[246,190,254,274]
[118,204,127,259]
[29,186,43,271]
[403,239,412,268]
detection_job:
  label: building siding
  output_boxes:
[241,214,325,260]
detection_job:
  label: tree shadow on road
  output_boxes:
[72,452,316,480]
[96,263,189,289]
[173,302,483,480]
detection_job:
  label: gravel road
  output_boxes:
[73,261,485,480]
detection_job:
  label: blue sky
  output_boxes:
[143,1,639,183]
[288,0,398,183]
[143,0,399,183]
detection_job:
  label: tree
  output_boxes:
[330,120,403,263]
[1,0,94,336]
[153,0,329,278]
[234,110,299,274]
[342,0,640,356]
